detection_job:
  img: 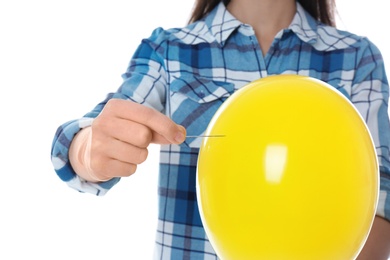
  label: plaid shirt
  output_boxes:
[51,2,390,259]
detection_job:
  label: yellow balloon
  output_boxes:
[196,75,379,260]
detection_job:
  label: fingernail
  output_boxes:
[174,126,186,143]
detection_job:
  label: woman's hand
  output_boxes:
[70,99,186,182]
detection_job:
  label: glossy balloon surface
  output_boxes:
[196,75,379,260]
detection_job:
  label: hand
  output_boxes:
[76,99,186,181]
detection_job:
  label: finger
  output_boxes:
[151,126,186,144]
[91,158,138,178]
[103,138,149,165]
[105,99,186,144]
[97,116,181,146]
[99,116,155,148]
[87,141,140,178]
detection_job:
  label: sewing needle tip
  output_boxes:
[186,135,226,138]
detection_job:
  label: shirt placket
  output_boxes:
[238,24,269,78]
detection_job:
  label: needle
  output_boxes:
[186,135,226,138]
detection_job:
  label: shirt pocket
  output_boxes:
[169,75,234,148]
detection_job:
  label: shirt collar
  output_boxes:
[204,2,242,46]
[288,2,319,44]
[204,2,356,50]
[204,2,319,46]
[288,3,359,50]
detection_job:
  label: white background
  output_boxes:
[1,1,389,259]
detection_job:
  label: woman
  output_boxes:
[51,0,390,258]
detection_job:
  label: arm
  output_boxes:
[351,37,390,259]
[51,28,184,194]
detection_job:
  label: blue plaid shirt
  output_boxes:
[51,2,390,259]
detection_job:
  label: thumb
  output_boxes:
[151,125,186,144]
[108,99,186,144]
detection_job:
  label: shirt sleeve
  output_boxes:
[50,27,169,195]
[351,37,390,174]
[350,37,390,219]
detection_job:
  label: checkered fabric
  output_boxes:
[51,2,390,259]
